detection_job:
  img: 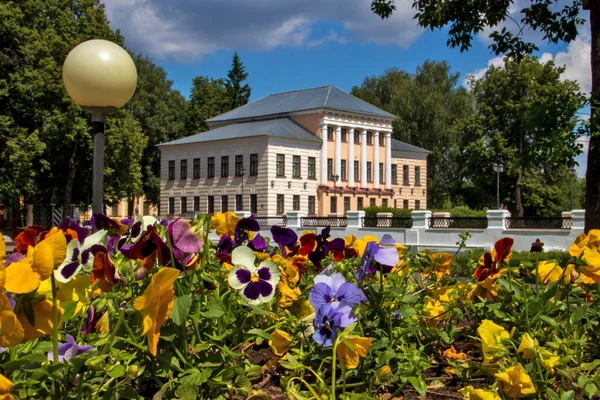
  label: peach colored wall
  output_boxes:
[291,114,324,137]
[318,191,395,216]
[391,157,428,209]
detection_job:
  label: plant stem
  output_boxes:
[331,337,339,400]
[50,273,61,399]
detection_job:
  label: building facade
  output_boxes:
[159,86,428,218]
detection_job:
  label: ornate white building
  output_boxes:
[158,86,428,217]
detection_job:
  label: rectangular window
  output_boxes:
[341,159,347,181]
[168,160,175,180]
[221,156,229,178]
[308,157,316,178]
[293,195,300,211]
[327,158,333,180]
[415,166,421,186]
[357,197,363,210]
[193,158,200,179]
[330,196,337,214]
[144,202,150,215]
[344,197,350,213]
[250,154,258,176]
[354,130,360,144]
[403,165,410,185]
[367,132,373,145]
[207,157,215,178]
[235,155,244,176]
[180,160,187,179]
[293,155,301,178]
[308,196,316,214]
[181,197,187,213]
[382,199,388,207]
[370,198,376,207]
[168,197,174,214]
[394,199,397,208]
[250,194,257,214]
[193,196,200,212]
[208,195,214,214]
[236,194,243,211]
[277,194,284,214]
[379,163,384,183]
[391,164,398,184]
[379,134,385,146]
[221,195,229,212]
[367,162,372,182]
[341,128,347,142]
[403,199,409,209]
[327,127,334,141]
[415,200,421,210]
[276,154,285,176]
[354,161,359,182]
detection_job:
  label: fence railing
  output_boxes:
[301,217,348,228]
[429,217,488,229]
[254,216,287,227]
[362,216,413,228]
[505,217,572,230]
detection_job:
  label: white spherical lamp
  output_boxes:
[62,39,137,110]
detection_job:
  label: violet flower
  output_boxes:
[48,334,94,363]
[271,226,298,257]
[308,273,366,310]
[58,217,89,242]
[356,234,399,281]
[168,218,203,265]
[235,218,260,245]
[312,303,355,347]
[227,246,280,304]
[55,230,107,283]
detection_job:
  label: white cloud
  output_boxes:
[102,0,423,61]
[463,55,504,87]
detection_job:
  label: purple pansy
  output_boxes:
[90,213,121,233]
[235,218,261,245]
[168,218,203,266]
[81,306,95,335]
[216,235,235,254]
[58,217,89,242]
[308,273,366,310]
[55,230,107,283]
[312,303,355,347]
[227,246,280,305]
[271,226,298,257]
[356,234,399,281]
[248,235,267,252]
[48,334,94,363]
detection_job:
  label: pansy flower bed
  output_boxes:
[0,212,600,399]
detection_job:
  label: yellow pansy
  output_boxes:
[581,247,600,283]
[269,329,292,356]
[352,235,380,257]
[96,311,110,334]
[536,261,573,285]
[336,335,372,369]
[0,373,13,400]
[0,293,23,347]
[459,386,501,400]
[133,267,180,356]
[254,252,271,262]
[426,252,453,280]
[444,345,467,360]
[5,229,66,294]
[494,364,536,398]
[277,280,301,308]
[0,236,5,261]
[477,320,510,364]
[376,365,392,379]
[210,212,240,237]
[297,300,314,319]
[538,348,560,372]
[517,333,536,360]
[38,274,91,317]
[344,234,358,247]
[424,297,446,327]
[18,299,62,342]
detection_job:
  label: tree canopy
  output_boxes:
[226,52,251,109]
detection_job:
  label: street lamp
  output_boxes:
[492,163,504,209]
[569,167,576,210]
[240,167,246,211]
[62,39,137,214]
[333,174,340,184]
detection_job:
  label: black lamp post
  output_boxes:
[492,163,504,209]
[569,167,576,210]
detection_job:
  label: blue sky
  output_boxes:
[102,0,590,175]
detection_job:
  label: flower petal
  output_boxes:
[231,246,256,271]
[229,267,251,289]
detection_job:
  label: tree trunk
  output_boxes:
[127,197,135,218]
[586,3,600,232]
[62,145,77,221]
[515,170,524,216]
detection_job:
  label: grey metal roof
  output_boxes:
[158,118,321,147]
[207,85,396,123]
[391,139,430,154]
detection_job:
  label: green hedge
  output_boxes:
[452,249,572,276]
[362,206,412,218]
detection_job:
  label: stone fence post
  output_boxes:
[235,211,252,219]
[286,211,304,228]
[411,210,432,229]
[347,211,364,228]
[571,209,585,230]
[487,209,510,230]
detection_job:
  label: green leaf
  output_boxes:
[560,390,575,400]
[247,329,274,342]
[200,300,225,318]
[181,368,212,386]
[108,364,125,378]
[60,301,79,322]
[171,294,193,326]
[407,375,427,397]
[570,305,587,325]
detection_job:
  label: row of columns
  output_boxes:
[320,122,392,190]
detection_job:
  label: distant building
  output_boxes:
[158,86,429,218]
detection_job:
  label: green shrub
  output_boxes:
[452,249,571,276]
[362,206,412,218]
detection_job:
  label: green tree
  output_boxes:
[352,60,473,208]
[186,77,229,134]
[225,52,251,109]
[459,56,586,216]
[128,55,187,207]
[369,0,599,229]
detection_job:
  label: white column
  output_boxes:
[347,128,355,187]
[320,122,328,185]
[373,131,380,188]
[335,126,342,186]
[385,132,392,189]
[360,130,367,189]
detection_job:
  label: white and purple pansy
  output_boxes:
[309,273,366,310]
[227,246,280,305]
[55,230,107,283]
